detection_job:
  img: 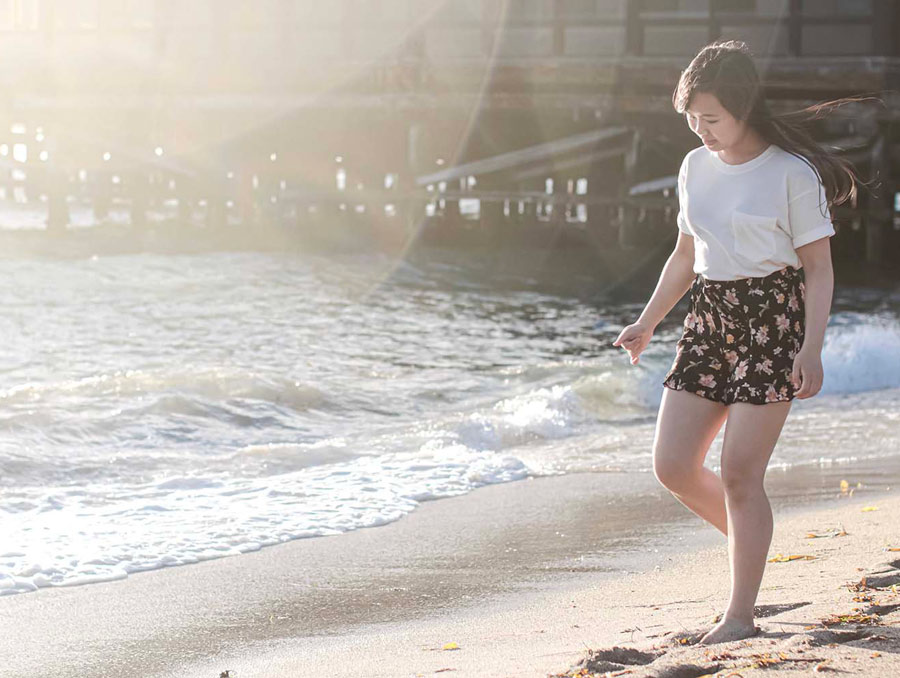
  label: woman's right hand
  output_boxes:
[612,321,654,365]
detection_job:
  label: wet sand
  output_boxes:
[2,458,899,678]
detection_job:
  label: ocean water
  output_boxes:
[1,249,899,596]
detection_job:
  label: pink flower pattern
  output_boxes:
[662,266,806,405]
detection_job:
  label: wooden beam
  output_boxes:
[552,0,565,57]
[788,0,802,57]
[708,1,721,45]
[625,0,642,57]
[415,127,630,185]
[873,0,895,57]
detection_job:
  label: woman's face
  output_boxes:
[684,91,742,150]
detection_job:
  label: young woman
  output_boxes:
[612,40,874,645]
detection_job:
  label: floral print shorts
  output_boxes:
[662,265,806,405]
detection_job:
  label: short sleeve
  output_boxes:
[676,154,690,234]
[787,165,835,249]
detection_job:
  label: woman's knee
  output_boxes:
[653,453,697,492]
[720,465,765,498]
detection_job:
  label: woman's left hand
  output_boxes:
[791,346,823,399]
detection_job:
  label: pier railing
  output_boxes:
[0,2,897,92]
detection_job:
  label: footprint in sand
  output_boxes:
[567,640,727,678]
[565,646,664,674]
[805,628,880,646]
[651,665,727,678]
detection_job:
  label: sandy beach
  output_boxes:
[168,490,900,678]
[1,461,898,678]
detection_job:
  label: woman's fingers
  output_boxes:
[791,361,801,389]
[794,366,806,397]
[612,326,646,363]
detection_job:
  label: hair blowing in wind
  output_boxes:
[672,38,886,219]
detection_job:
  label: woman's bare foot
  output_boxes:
[698,616,759,645]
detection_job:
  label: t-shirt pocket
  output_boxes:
[731,210,778,263]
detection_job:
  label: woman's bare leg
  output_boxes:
[699,399,792,645]
[653,387,729,536]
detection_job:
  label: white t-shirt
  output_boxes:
[676,142,835,281]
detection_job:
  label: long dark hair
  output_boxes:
[672,39,883,218]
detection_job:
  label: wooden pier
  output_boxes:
[0,1,898,283]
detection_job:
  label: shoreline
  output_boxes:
[2,459,899,678]
[182,488,900,678]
